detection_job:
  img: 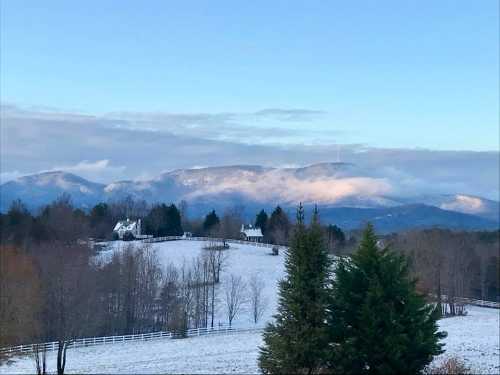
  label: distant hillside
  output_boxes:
[1,163,498,232]
[316,204,499,234]
[0,171,105,211]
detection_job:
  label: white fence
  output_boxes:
[142,235,289,251]
[5,237,497,356]
[0,324,265,356]
[0,238,286,356]
[454,297,499,309]
[430,293,500,309]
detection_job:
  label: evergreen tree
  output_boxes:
[203,210,220,234]
[327,224,345,246]
[259,204,332,374]
[144,204,164,236]
[89,203,113,238]
[327,224,446,374]
[266,206,291,245]
[90,203,109,225]
[165,204,183,236]
[3,199,34,245]
[325,224,346,255]
[144,204,183,237]
[255,209,268,234]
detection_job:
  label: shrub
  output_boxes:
[122,231,135,241]
[426,357,472,374]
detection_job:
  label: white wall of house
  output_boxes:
[240,224,263,243]
[113,218,141,239]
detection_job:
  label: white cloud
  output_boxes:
[48,160,127,183]
[1,104,498,200]
[440,195,486,215]
[186,169,393,205]
[0,170,23,184]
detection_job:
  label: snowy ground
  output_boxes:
[98,239,286,326]
[432,306,500,374]
[0,331,264,374]
[2,240,498,374]
[2,306,498,374]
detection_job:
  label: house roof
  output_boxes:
[113,219,138,232]
[241,224,263,238]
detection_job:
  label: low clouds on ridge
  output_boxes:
[1,104,498,200]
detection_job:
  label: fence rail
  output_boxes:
[454,297,500,309]
[428,294,500,309]
[0,324,265,356]
[5,237,497,356]
[141,235,289,251]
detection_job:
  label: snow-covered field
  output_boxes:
[0,331,264,374]
[99,239,286,326]
[433,306,499,374]
[2,306,498,374]
[2,240,498,374]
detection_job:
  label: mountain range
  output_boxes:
[1,163,498,233]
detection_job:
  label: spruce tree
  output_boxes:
[267,206,291,245]
[165,204,183,236]
[203,210,220,233]
[255,209,269,235]
[144,204,183,236]
[327,224,446,374]
[259,204,332,374]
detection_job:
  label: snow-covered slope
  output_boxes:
[99,239,285,326]
[2,306,498,374]
[0,171,105,210]
[2,239,499,374]
[1,164,498,229]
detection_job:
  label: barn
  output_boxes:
[240,224,263,242]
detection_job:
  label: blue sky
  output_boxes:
[1,0,498,151]
[1,1,499,200]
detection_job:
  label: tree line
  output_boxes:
[386,229,499,310]
[1,195,498,373]
[1,238,270,373]
[0,197,268,373]
[1,194,349,249]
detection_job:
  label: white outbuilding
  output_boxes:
[240,224,263,243]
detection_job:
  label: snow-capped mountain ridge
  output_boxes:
[0,171,105,210]
[1,164,498,229]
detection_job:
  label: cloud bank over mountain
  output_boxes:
[1,164,498,232]
[1,104,498,201]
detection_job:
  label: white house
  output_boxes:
[113,218,142,239]
[240,224,263,242]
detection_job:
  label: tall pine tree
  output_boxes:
[255,209,269,235]
[327,224,446,374]
[259,204,332,374]
[203,210,220,234]
[266,206,291,245]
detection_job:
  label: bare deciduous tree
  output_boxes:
[224,274,247,327]
[219,206,245,240]
[248,274,267,324]
[204,246,229,327]
[32,343,47,375]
